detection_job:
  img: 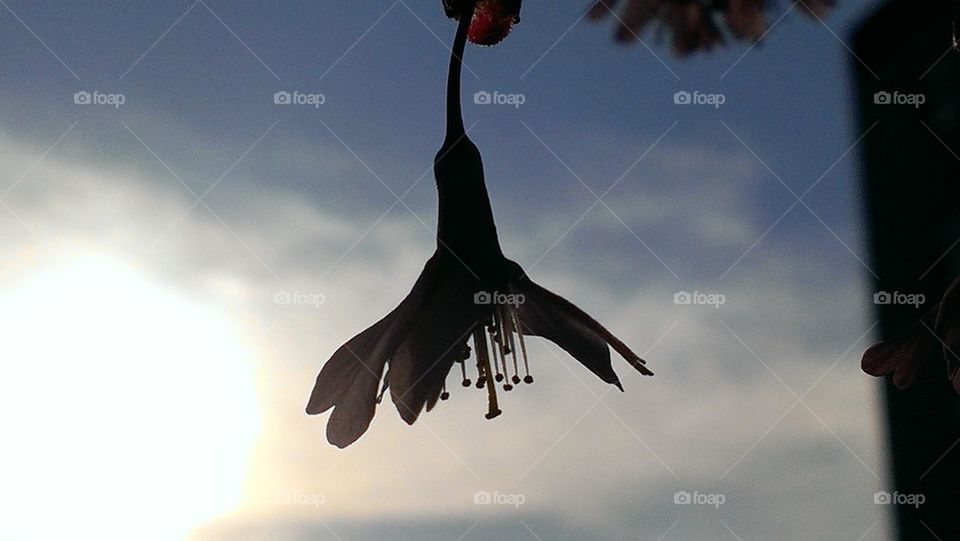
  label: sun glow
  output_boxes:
[0,255,260,540]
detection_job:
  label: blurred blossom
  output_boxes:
[586,0,837,56]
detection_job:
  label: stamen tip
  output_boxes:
[523,375,534,384]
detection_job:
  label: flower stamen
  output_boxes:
[501,305,522,385]
[510,309,533,384]
[459,357,470,387]
[474,322,501,419]
[488,314,512,391]
[492,326,505,383]
[440,310,535,416]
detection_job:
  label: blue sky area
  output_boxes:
[0,1,897,539]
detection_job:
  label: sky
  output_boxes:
[0,0,898,539]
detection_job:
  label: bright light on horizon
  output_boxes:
[0,254,261,540]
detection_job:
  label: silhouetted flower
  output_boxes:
[307,5,653,448]
[862,276,960,392]
[586,0,836,56]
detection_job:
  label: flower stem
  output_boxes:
[445,0,477,142]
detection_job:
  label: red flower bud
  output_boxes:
[443,0,522,46]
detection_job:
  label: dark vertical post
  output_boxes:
[854,1,960,538]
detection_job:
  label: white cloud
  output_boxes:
[0,130,883,541]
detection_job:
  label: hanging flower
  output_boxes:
[307,4,653,448]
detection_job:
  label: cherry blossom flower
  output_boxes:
[307,5,653,447]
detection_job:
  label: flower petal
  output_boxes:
[861,306,940,390]
[306,257,441,447]
[387,257,485,425]
[512,276,653,390]
[308,316,394,448]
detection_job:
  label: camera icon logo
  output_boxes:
[674,91,692,105]
[274,290,292,305]
[874,491,892,504]
[674,291,693,305]
[874,91,891,105]
[474,91,492,105]
[873,291,892,305]
[74,91,92,105]
[473,491,492,504]
[274,91,292,105]
[674,491,692,504]
[474,291,492,305]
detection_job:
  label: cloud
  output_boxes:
[0,122,883,541]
